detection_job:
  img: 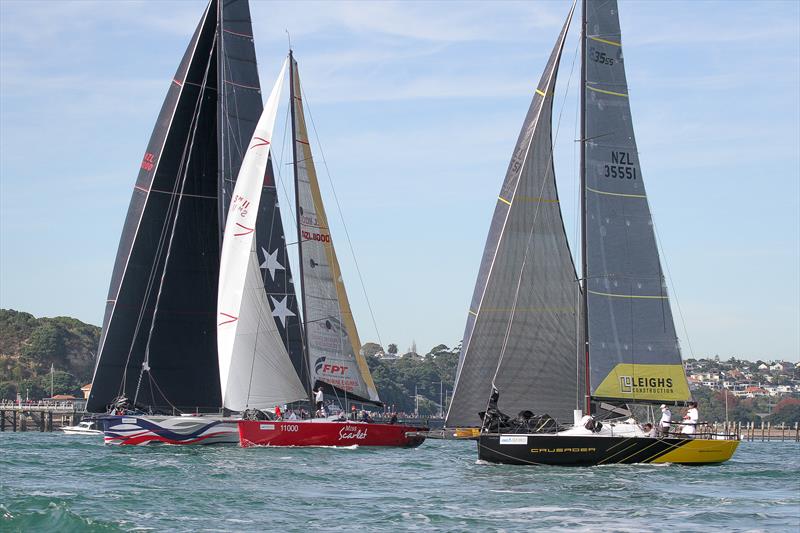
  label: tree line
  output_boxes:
[1,309,797,424]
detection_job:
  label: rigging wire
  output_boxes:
[652,218,696,360]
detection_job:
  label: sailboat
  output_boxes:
[232,52,425,448]
[88,0,269,445]
[90,0,423,448]
[445,0,739,465]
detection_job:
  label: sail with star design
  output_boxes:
[289,53,380,405]
[446,2,581,429]
[217,59,309,412]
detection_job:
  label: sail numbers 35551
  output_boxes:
[604,151,637,180]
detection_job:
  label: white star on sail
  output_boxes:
[269,295,295,327]
[259,247,285,281]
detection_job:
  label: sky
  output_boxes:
[1,0,798,362]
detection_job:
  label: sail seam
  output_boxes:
[149,189,217,200]
[588,289,668,300]
[586,85,628,98]
[588,36,621,47]
[586,186,645,198]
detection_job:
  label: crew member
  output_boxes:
[314,387,325,417]
[659,404,672,436]
[681,401,699,436]
[642,423,657,438]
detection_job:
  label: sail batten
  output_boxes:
[582,0,690,404]
[446,3,581,428]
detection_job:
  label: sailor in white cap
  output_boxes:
[658,404,672,437]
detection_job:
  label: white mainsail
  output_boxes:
[217,59,308,411]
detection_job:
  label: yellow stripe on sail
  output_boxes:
[586,186,646,199]
[468,310,478,316]
[588,35,621,47]
[588,289,668,300]
[498,196,512,206]
[535,89,547,97]
[586,85,628,98]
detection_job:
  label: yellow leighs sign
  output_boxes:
[594,363,690,402]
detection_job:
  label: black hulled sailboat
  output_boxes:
[446,0,739,465]
[89,0,304,444]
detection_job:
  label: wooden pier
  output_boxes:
[734,420,800,442]
[0,402,84,432]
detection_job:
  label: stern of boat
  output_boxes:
[100,415,239,445]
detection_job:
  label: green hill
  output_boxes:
[0,309,100,400]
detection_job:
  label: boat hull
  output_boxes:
[99,415,238,446]
[238,420,427,448]
[61,427,103,436]
[478,433,739,466]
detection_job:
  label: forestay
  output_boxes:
[289,56,380,404]
[217,60,308,411]
[583,0,690,403]
[446,3,581,428]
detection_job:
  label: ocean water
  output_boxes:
[1,433,798,532]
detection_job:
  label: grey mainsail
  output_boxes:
[446,3,581,428]
[289,54,380,405]
[582,0,689,403]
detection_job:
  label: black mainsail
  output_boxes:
[581,0,690,405]
[446,4,581,428]
[87,0,303,413]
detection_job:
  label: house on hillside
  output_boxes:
[744,386,768,398]
[81,383,92,400]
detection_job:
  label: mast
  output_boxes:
[289,50,314,406]
[580,0,591,415]
[579,0,690,406]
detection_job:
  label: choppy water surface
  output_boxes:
[1,433,798,532]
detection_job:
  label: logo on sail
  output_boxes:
[618,375,674,395]
[314,356,349,376]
